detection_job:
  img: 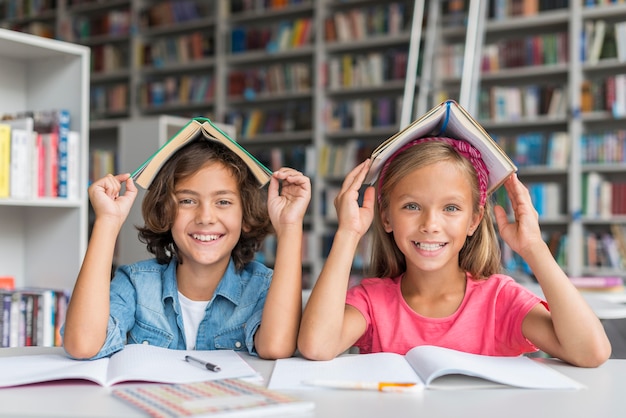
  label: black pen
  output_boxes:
[184,355,221,372]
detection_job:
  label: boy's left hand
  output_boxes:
[268,168,311,230]
[494,174,544,258]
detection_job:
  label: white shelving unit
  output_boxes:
[115,115,189,266]
[0,28,90,290]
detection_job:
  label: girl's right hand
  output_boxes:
[88,173,138,228]
[334,159,375,238]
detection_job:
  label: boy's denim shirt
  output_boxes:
[65,257,273,360]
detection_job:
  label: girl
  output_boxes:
[63,139,310,360]
[298,137,611,367]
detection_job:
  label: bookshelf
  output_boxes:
[0,28,90,291]
[22,1,626,286]
[0,0,419,286]
[432,0,626,279]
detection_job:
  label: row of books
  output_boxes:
[72,10,131,41]
[138,0,209,30]
[230,17,312,54]
[255,145,314,175]
[0,287,70,348]
[91,43,128,74]
[494,182,565,218]
[583,172,626,217]
[324,3,407,43]
[582,19,626,64]
[580,130,626,164]
[318,140,375,179]
[477,84,567,121]
[90,83,129,117]
[438,33,568,79]
[138,74,215,108]
[327,50,408,90]
[481,33,569,73]
[90,149,117,185]
[1,0,56,20]
[581,74,626,117]
[229,0,308,14]
[228,63,311,98]
[325,96,402,132]
[495,131,570,168]
[489,0,570,19]
[137,31,214,69]
[529,183,564,218]
[585,229,626,272]
[226,103,312,138]
[0,110,80,200]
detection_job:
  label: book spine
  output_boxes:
[56,110,71,198]
[1,293,11,347]
[0,124,10,198]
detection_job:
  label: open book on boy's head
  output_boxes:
[364,100,517,198]
[132,117,273,189]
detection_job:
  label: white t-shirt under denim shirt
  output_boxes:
[178,291,210,350]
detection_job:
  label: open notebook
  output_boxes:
[269,345,583,391]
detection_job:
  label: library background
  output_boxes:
[1,0,626,354]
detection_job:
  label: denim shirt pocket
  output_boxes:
[214,324,247,351]
[128,320,174,347]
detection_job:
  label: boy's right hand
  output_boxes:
[334,159,375,238]
[89,173,138,228]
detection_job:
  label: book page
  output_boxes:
[105,344,260,386]
[404,345,583,390]
[268,353,423,390]
[0,353,109,387]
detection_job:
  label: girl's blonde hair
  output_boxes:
[369,140,502,279]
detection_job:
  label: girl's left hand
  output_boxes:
[493,174,544,258]
[268,167,311,229]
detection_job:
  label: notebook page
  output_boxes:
[268,353,422,390]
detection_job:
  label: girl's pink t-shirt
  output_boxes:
[345,273,546,356]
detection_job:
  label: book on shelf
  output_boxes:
[132,117,273,189]
[587,19,607,64]
[1,287,69,348]
[0,122,10,197]
[268,345,583,391]
[0,344,260,388]
[5,117,34,199]
[364,100,518,194]
[112,378,315,418]
[1,110,78,199]
[616,21,626,62]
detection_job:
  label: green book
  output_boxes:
[132,118,273,189]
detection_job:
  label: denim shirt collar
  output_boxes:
[162,258,243,310]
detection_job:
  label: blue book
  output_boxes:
[56,110,71,198]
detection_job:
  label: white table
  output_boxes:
[0,347,625,418]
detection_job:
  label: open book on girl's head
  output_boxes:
[364,100,517,195]
[132,117,273,189]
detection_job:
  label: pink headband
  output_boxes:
[377,137,490,207]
